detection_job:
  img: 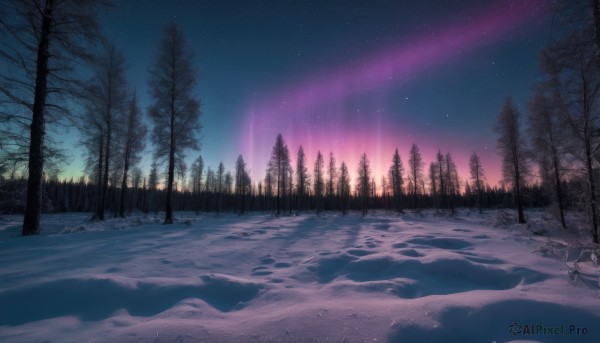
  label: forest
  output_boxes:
[0,0,599,246]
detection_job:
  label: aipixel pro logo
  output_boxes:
[509,322,589,336]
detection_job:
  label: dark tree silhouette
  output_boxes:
[118,93,146,218]
[428,162,438,210]
[0,0,107,235]
[235,154,250,214]
[295,146,310,212]
[408,143,424,209]
[528,83,567,227]
[357,153,371,216]
[338,161,350,214]
[148,23,201,224]
[313,151,325,214]
[326,152,337,210]
[267,134,291,215]
[444,152,458,214]
[495,97,528,224]
[469,151,486,214]
[389,148,404,213]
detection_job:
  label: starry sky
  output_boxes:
[61,0,551,189]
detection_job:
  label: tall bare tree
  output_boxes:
[82,41,128,220]
[0,0,108,235]
[527,83,567,227]
[469,151,486,214]
[408,143,424,209]
[148,23,201,224]
[118,92,147,218]
[495,97,528,224]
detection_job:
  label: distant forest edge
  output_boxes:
[0,1,599,243]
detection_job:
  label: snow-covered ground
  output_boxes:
[0,210,599,342]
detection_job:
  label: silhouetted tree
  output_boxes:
[444,152,458,214]
[295,146,310,211]
[314,151,324,214]
[469,151,486,214]
[357,153,371,215]
[428,162,438,210]
[528,83,568,227]
[235,154,250,214]
[0,0,108,234]
[119,92,147,218]
[267,134,291,215]
[338,161,350,214]
[389,148,404,213]
[148,23,201,224]
[495,97,528,224]
[326,152,337,210]
[408,143,424,209]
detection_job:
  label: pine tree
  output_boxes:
[267,134,291,215]
[314,151,325,214]
[326,152,337,210]
[338,162,350,215]
[389,148,404,212]
[295,146,310,212]
[357,153,371,216]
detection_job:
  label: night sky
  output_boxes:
[62,0,551,188]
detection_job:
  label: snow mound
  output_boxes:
[0,274,265,326]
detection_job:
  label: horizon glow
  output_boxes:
[240,1,546,192]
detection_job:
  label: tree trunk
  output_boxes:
[165,125,175,224]
[93,133,104,220]
[119,159,129,218]
[23,0,54,236]
[585,136,599,243]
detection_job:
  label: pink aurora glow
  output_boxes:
[240,1,546,191]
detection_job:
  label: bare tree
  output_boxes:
[469,151,486,214]
[313,151,324,214]
[527,84,567,227]
[408,143,424,209]
[495,97,528,224]
[147,159,160,214]
[428,162,438,210]
[0,0,108,235]
[81,42,127,220]
[148,23,201,224]
[118,92,147,218]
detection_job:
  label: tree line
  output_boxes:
[0,1,200,234]
[1,1,600,244]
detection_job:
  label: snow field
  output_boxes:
[0,210,599,342]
